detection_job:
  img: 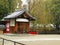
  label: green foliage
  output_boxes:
[0,0,17,20]
[29,0,54,30]
[47,0,60,29]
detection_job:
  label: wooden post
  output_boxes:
[2,39,4,45]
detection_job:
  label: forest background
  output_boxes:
[0,0,60,34]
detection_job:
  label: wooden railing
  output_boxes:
[0,38,25,45]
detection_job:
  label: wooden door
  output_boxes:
[18,23,27,33]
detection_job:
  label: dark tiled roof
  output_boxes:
[4,9,35,20]
[4,10,25,19]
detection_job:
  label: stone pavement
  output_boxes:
[0,34,60,45]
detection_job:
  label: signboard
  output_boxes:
[16,18,29,22]
[10,19,15,26]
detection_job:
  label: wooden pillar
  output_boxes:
[26,22,30,32]
[14,23,18,32]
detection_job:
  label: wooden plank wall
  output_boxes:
[9,22,30,33]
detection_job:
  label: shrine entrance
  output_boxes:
[17,22,29,33]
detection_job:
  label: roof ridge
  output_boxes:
[15,9,25,12]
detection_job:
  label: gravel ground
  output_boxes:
[0,34,60,45]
